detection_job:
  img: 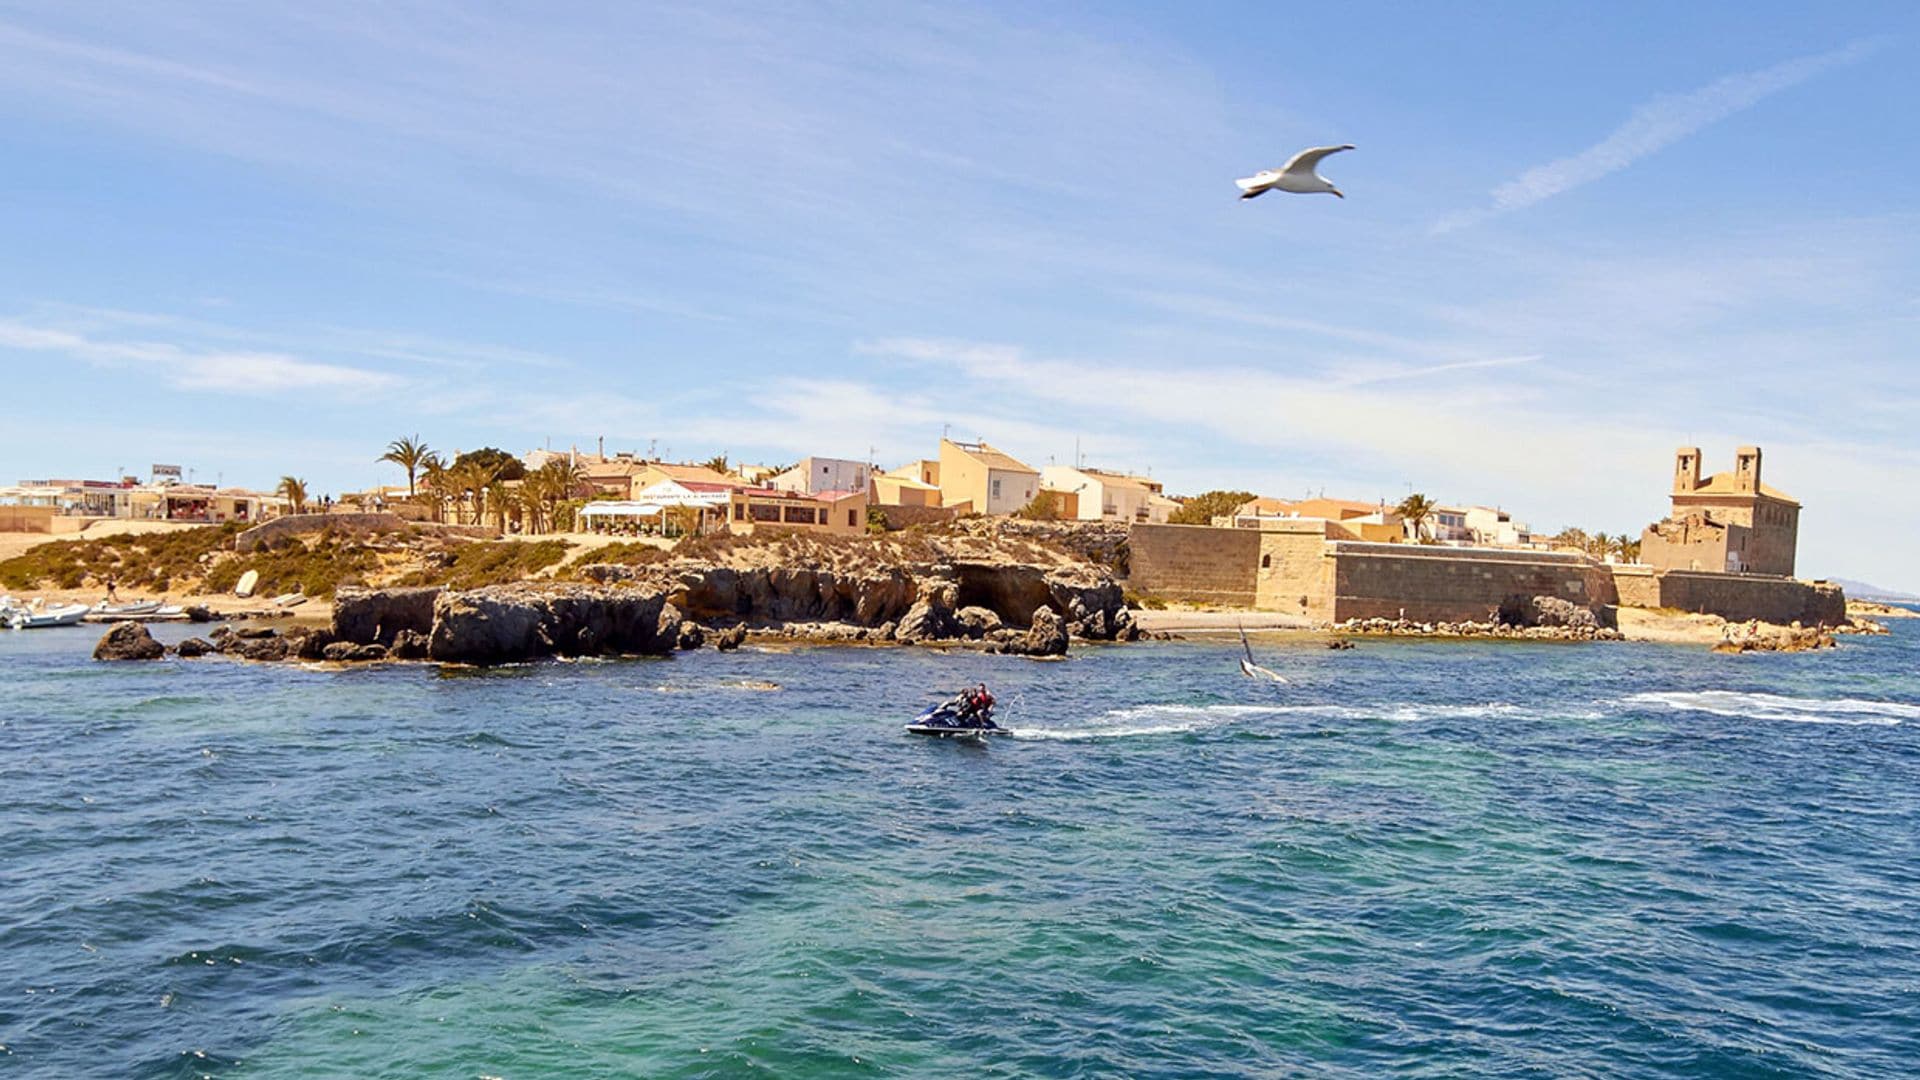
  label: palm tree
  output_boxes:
[1551,527,1589,554]
[419,453,451,522]
[378,435,433,497]
[702,453,729,475]
[1395,493,1435,541]
[276,476,310,514]
[450,460,500,525]
[1615,533,1641,564]
[484,479,514,530]
[518,479,548,535]
[535,458,586,532]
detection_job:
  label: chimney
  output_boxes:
[1734,446,1762,494]
[1673,448,1702,493]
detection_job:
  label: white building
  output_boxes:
[1429,506,1472,542]
[1039,465,1178,524]
[1464,506,1532,547]
[771,457,872,498]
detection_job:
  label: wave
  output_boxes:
[1626,691,1917,726]
[1002,700,1583,740]
[1006,702,1340,741]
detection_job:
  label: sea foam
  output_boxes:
[1626,690,1916,726]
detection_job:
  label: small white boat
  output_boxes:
[7,601,90,630]
[88,600,164,621]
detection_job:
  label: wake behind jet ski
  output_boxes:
[905,683,1006,739]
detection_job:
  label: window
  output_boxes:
[782,505,814,524]
[1261,554,1271,568]
[734,503,746,520]
[991,478,1001,499]
[750,502,782,523]
[848,509,857,527]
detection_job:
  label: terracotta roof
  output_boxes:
[583,460,647,477]
[944,440,1036,474]
[1685,473,1799,504]
[645,462,739,486]
[1237,497,1297,516]
[1075,468,1157,494]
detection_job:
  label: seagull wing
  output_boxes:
[1279,144,1355,178]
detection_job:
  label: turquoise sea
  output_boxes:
[3,619,1918,1078]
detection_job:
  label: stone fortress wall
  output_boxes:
[1128,523,1261,608]
[1128,524,1845,627]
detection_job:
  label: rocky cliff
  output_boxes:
[314,551,1136,665]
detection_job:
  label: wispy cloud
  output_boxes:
[0,317,398,395]
[1435,39,1883,233]
[1344,354,1539,386]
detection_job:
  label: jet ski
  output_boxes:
[905,691,1006,739]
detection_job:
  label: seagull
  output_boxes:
[1236,144,1355,200]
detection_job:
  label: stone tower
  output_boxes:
[1733,446,1762,494]
[1672,447,1702,493]
[1643,445,1798,577]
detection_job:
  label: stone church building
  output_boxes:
[1640,446,1800,577]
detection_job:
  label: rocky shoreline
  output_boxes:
[95,556,1143,666]
[83,547,1882,665]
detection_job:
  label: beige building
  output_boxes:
[1228,496,1403,543]
[1039,465,1177,524]
[936,439,1038,515]
[580,455,740,500]
[872,469,941,507]
[2,479,286,526]
[1641,446,1799,576]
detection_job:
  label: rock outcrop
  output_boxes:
[1498,594,1604,630]
[994,604,1069,656]
[389,629,430,660]
[94,623,165,661]
[954,605,1004,639]
[173,636,213,658]
[426,584,675,664]
[332,586,443,646]
[1713,620,1836,654]
[214,628,290,661]
[894,581,960,644]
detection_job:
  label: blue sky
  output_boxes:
[1,2,1915,588]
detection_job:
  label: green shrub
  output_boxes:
[586,541,669,564]
[1168,491,1256,526]
[395,540,571,589]
[0,524,241,592]
[204,536,380,598]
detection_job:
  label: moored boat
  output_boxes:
[6,601,91,630]
[87,600,164,621]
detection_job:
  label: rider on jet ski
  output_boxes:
[949,683,997,727]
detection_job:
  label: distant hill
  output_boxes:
[1825,578,1920,603]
